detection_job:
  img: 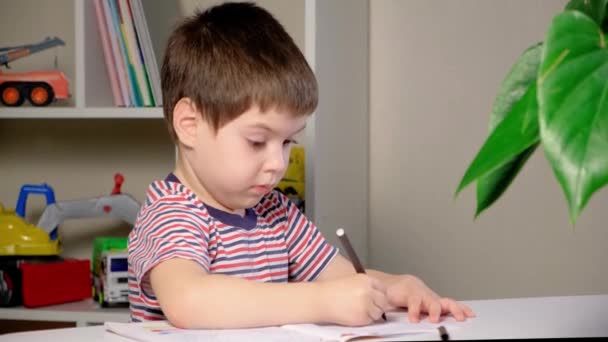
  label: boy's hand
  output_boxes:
[386,275,475,323]
[319,273,391,326]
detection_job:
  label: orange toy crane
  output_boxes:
[0,37,69,107]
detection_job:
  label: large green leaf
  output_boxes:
[538,11,608,223]
[456,84,540,197]
[566,0,608,25]
[475,44,543,217]
[476,144,538,217]
[488,44,543,128]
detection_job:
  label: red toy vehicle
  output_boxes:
[0,37,69,107]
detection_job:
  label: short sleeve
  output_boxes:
[281,194,338,282]
[128,199,211,296]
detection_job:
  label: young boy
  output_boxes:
[128,1,475,329]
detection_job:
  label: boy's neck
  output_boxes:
[173,157,246,217]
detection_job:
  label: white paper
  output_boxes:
[105,321,320,342]
[283,311,455,342]
[105,312,457,342]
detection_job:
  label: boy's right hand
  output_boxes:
[319,273,391,326]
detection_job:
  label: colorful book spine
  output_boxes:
[127,0,155,106]
[108,0,139,106]
[118,0,153,106]
[130,0,162,106]
[93,0,123,106]
[100,0,131,106]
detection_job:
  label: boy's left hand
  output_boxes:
[386,275,475,323]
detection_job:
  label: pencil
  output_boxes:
[438,325,450,341]
[336,228,387,322]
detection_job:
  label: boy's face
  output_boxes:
[179,104,307,213]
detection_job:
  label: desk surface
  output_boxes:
[3,294,608,341]
[0,299,129,326]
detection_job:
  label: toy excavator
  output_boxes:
[0,36,70,107]
[0,174,140,257]
[0,174,140,307]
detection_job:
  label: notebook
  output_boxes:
[105,311,455,342]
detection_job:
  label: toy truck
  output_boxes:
[0,37,70,106]
[92,237,129,308]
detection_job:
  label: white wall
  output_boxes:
[369,0,608,300]
[311,0,369,259]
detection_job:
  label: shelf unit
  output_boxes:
[0,0,370,328]
[0,107,162,119]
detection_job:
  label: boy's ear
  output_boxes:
[173,98,201,148]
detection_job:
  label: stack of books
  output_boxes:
[93,0,162,107]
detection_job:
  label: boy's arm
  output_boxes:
[315,255,474,322]
[151,258,323,329]
[150,258,389,329]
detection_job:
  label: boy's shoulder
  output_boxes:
[140,179,292,217]
[141,179,195,207]
[253,189,294,217]
[137,179,204,220]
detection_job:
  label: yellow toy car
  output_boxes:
[275,146,306,212]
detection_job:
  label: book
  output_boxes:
[126,0,155,106]
[92,0,123,106]
[107,0,137,106]
[105,311,454,342]
[130,0,162,106]
[117,0,153,106]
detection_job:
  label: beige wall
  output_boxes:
[178,0,305,51]
[369,0,608,300]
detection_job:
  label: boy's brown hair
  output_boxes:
[161,1,318,141]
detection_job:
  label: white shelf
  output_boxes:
[0,107,163,119]
[0,299,129,327]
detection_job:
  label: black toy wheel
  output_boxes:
[0,83,25,107]
[27,82,54,106]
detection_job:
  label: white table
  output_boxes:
[3,294,607,341]
[0,299,129,327]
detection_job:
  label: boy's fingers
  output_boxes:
[427,300,442,323]
[370,277,387,294]
[461,303,476,317]
[407,296,422,323]
[368,301,385,322]
[441,298,465,321]
[372,288,391,312]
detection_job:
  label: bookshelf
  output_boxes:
[0,0,370,329]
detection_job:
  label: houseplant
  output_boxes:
[456,0,608,224]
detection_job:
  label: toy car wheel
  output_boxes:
[284,187,298,196]
[0,83,25,107]
[27,83,54,106]
[97,290,109,308]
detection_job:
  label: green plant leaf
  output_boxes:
[474,44,543,216]
[538,11,608,223]
[476,144,538,217]
[456,84,540,197]
[488,44,543,128]
[565,0,608,25]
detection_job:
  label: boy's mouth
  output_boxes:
[252,185,272,194]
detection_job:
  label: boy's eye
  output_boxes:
[248,139,266,148]
[283,139,297,146]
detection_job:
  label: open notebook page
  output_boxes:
[105,321,320,342]
[282,311,456,342]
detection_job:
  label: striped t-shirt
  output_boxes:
[127,175,338,322]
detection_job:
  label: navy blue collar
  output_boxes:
[165,173,257,230]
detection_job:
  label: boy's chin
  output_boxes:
[232,193,266,209]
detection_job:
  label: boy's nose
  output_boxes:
[265,148,287,173]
